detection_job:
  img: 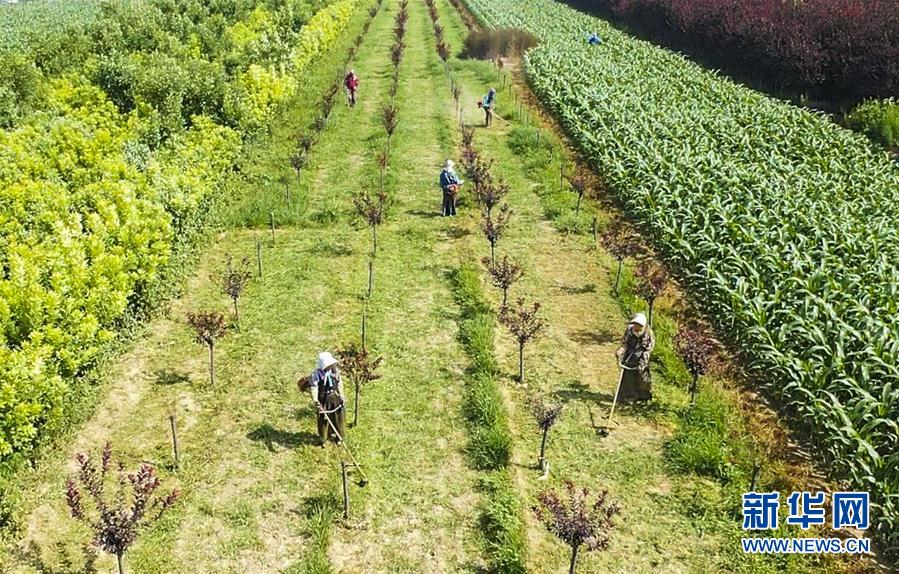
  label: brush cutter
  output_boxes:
[321,402,370,487]
[595,362,637,437]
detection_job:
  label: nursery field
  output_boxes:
[0,0,892,572]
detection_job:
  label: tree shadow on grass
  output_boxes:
[247,424,319,452]
[556,282,597,295]
[554,380,614,405]
[569,327,620,346]
[15,541,98,574]
[444,226,471,240]
[153,369,190,386]
[407,209,443,219]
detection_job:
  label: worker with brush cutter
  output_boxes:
[478,87,497,126]
[299,352,346,447]
[614,313,655,402]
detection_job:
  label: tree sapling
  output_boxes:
[674,323,716,406]
[633,261,668,328]
[337,343,383,427]
[498,297,546,384]
[219,256,252,329]
[353,189,390,256]
[566,166,592,216]
[600,221,643,293]
[534,481,620,574]
[482,254,523,305]
[186,312,228,385]
[65,443,179,574]
[529,393,563,474]
[482,203,512,264]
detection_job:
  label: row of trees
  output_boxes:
[57,3,393,571]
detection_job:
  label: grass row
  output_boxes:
[451,264,528,573]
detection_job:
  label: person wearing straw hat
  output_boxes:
[299,351,346,446]
[439,159,462,217]
[614,313,655,402]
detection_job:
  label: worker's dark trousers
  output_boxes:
[317,389,345,443]
[442,190,456,216]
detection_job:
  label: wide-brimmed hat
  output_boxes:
[630,313,647,327]
[444,159,455,169]
[317,351,338,371]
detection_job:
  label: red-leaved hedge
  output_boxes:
[575,0,899,103]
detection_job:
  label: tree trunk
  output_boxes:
[233,298,241,330]
[372,224,378,256]
[648,298,654,328]
[613,259,622,293]
[518,342,525,383]
[539,426,548,462]
[169,414,179,468]
[502,286,508,306]
[690,374,698,406]
[368,260,374,297]
[117,552,125,574]
[208,343,215,386]
[490,241,495,265]
[354,382,361,427]
[569,544,579,574]
[575,193,582,216]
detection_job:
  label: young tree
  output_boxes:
[674,324,716,406]
[437,41,450,73]
[599,221,643,293]
[337,343,383,427]
[390,40,406,68]
[219,256,252,329]
[452,83,462,114]
[566,166,592,216]
[376,150,389,193]
[475,177,509,218]
[353,189,390,256]
[65,443,179,574]
[186,312,228,385]
[482,254,523,305]
[529,393,563,473]
[381,103,399,154]
[482,203,512,264]
[499,297,546,384]
[534,481,620,574]
[633,261,668,328]
[290,149,308,184]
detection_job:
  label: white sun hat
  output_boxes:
[630,313,647,327]
[317,351,338,371]
[444,159,455,169]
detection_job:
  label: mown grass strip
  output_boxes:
[451,264,527,574]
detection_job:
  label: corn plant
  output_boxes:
[482,203,512,264]
[633,261,668,328]
[534,481,620,574]
[529,393,563,472]
[499,297,546,384]
[186,312,227,385]
[338,343,383,427]
[65,443,179,574]
[482,254,523,305]
[353,189,390,256]
[674,324,717,406]
[219,256,252,329]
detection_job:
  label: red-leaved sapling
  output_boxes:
[65,442,179,574]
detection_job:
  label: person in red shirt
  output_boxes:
[344,69,360,107]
